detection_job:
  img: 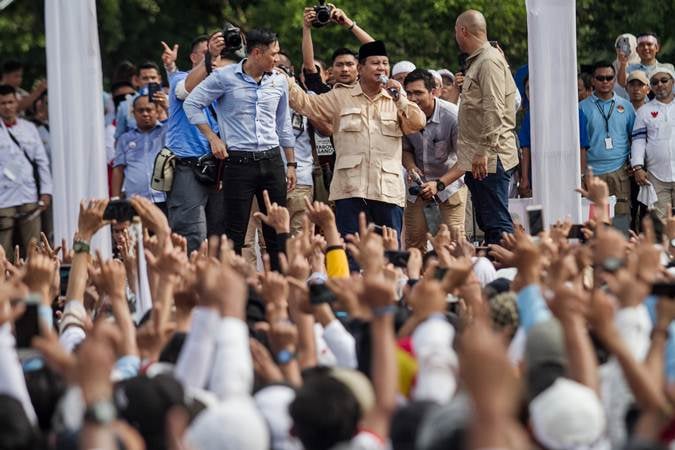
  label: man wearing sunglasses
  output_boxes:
[630,68,675,221]
[579,62,636,231]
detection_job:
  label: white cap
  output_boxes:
[392,60,416,77]
[529,378,608,450]
[186,397,270,450]
[472,256,497,287]
[649,66,675,81]
[428,69,442,84]
[254,385,303,450]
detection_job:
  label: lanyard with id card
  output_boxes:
[595,99,615,150]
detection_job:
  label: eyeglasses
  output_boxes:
[650,77,672,86]
[594,75,614,82]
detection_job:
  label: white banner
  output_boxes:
[45,0,111,254]
[526,0,582,225]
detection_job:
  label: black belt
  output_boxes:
[227,147,280,163]
[175,157,201,167]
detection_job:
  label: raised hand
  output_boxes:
[195,257,247,318]
[78,199,109,240]
[145,236,188,279]
[576,168,609,212]
[129,196,170,238]
[161,41,179,69]
[346,213,385,275]
[254,190,290,234]
[23,253,58,303]
[381,226,398,251]
[91,256,127,299]
[428,224,452,252]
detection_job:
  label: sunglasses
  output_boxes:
[650,77,672,86]
[594,75,614,82]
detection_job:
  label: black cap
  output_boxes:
[358,41,388,61]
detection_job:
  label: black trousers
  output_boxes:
[222,148,287,270]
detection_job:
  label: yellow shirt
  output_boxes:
[456,42,519,173]
[288,81,426,207]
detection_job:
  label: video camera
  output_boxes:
[222,22,244,55]
[312,0,334,28]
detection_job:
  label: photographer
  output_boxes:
[163,33,234,253]
[184,29,296,270]
[402,69,467,252]
[301,6,374,95]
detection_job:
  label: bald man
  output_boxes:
[434,10,518,244]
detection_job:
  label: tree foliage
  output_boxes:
[0,0,673,88]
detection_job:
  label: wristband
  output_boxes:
[372,304,396,317]
[286,162,298,168]
[325,245,345,253]
[348,21,356,31]
[72,240,90,254]
[276,349,296,365]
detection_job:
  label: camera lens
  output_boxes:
[317,8,331,23]
[408,185,421,196]
[226,33,242,48]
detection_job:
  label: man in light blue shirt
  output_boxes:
[580,62,635,231]
[112,95,167,211]
[184,28,296,269]
[163,34,230,253]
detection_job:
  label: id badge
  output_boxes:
[604,137,614,150]
[314,134,335,156]
[292,113,304,132]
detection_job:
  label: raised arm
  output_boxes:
[184,32,229,93]
[331,8,375,44]
[302,9,318,72]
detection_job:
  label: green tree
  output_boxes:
[0,0,672,88]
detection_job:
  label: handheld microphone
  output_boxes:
[378,74,400,100]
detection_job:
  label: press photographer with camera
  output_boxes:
[161,32,235,253]
[183,28,296,270]
[301,4,374,95]
[401,69,467,252]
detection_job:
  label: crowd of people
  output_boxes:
[0,4,674,450]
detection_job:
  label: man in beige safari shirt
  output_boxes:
[435,10,519,244]
[287,40,425,244]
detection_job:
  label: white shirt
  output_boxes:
[0,119,53,208]
[630,98,675,182]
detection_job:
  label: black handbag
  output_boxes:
[194,154,224,191]
[7,129,41,198]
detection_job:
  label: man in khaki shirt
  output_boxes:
[436,10,519,244]
[287,40,425,243]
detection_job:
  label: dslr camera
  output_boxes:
[222,22,243,55]
[312,0,334,28]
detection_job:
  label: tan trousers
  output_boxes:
[243,198,264,267]
[404,186,467,252]
[648,172,675,222]
[0,203,42,260]
[288,185,313,236]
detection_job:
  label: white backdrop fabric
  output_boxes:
[526,0,582,226]
[45,0,111,255]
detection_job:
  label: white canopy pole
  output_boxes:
[45,0,111,254]
[526,0,582,225]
